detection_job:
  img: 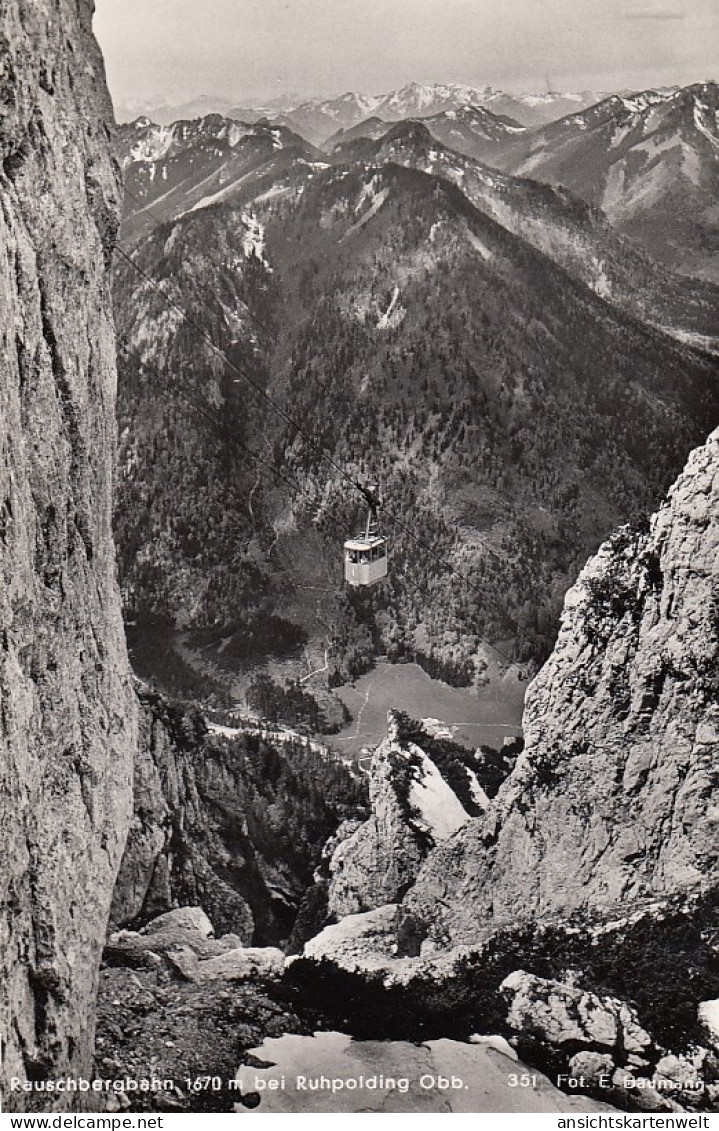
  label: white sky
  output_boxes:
[93,0,718,111]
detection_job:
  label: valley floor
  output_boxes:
[332,661,525,757]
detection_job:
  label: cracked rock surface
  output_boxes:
[234,1030,614,1113]
[0,0,136,1107]
[326,725,431,919]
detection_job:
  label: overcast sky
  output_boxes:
[93,0,718,113]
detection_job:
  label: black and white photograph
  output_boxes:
[0,0,718,1120]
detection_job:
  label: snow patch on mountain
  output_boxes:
[514,145,551,176]
[624,132,703,187]
[620,90,675,115]
[341,183,389,240]
[693,101,719,148]
[318,92,383,121]
[655,326,719,355]
[466,768,490,812]
[681,143,702,186]
[606,155,676,216]
[376,285,403,330]
[241,212,268,263]
[519,91,601,109]
[129,124,178,164]
[609,121,638,149]
[406,744,471,842]
[601,161,628,215]
[462,221,493,262]
[254,183,295,204]
[355,175,385,212]
[188,174,243,214]
[224,122,254,147]
[588,258,613,300]
[376,82,495,120]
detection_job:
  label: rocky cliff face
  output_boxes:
[402,428,718,946]
[322,712,504,920]
[110,694,256,942]
[0,0,137,1107]
[326,718,455,918]
[111,689,367,948]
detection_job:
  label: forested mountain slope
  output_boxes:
[116,115,321,247]
[358,120,719,347]
[331,82,719,286]
[113,143,719,687]
[487,83,719,283]
[121,115,719,347]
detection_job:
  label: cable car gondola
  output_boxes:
[344,483,388,587]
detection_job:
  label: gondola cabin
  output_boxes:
[344,534,388,587]
[344,481,388,587]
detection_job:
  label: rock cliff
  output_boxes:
[402,427,719,945]
[111,689,367,947]
[0,0,136,1107]
[303,428,718,991]
[326,715,466,917]
[110,693,256,942]
[321,711,510,921]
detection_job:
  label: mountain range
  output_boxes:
[116,115,322,246]
[326,82,719,282]
[327,103,527,154]
[261,84,601,145]
[487,82,719,282]
[118,76,719,286]
[118,104,719,339]
[115,82,608,138]
[338,118,719,342]
[113,105,719,697]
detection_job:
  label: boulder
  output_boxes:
[303,904,400,973]
[106,907,244,966]
[196,948,285,983]
[569,1052,615,1086]
[611,1068,685,1113]
[699,1000,719,1053]
[469,1034,518,1061]
[164,946,201,981]
[500,971,653,1053]
[618,1002,656,1055]
[142,907,214,939]
[653,1053,705,1098]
